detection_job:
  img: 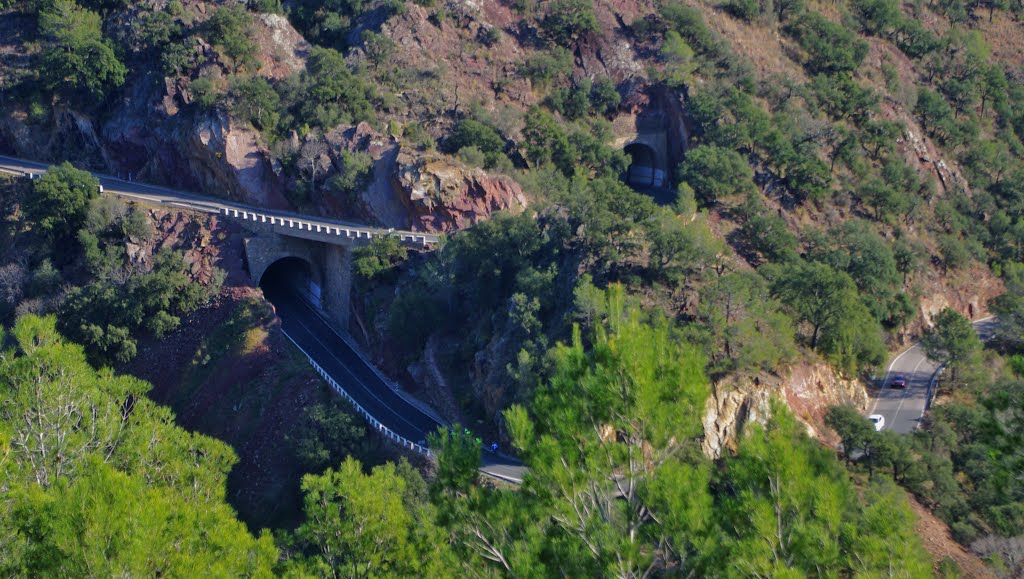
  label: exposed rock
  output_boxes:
[900,128,969,195]
[782,361,868,442]
[702,378,773,458]
[253,13,311,79]
[701,360,868,458]
[394,150,527,232]
[3,5,309,213]
[188,111,290,208]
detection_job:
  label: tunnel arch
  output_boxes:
[624,142,666,188]
[258,256,323,308]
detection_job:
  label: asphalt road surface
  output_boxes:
[1,154,519,480]
[264,278,527,483]
[870,316,997,433]
[0,154,438,243]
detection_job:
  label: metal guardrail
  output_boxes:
[283,331,434,457]
[1,160,440,248]
[221,207,436,247]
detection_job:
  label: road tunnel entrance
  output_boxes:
[259,256,322,309]
[624,142,666,189]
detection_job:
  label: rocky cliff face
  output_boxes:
[701,360,869,458]
[394,149,527,232]
[1,8,303,211]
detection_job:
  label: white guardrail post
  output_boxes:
[218,207,438,247]
[285,332,432,457]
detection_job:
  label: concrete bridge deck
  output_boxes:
[0,155,440,247]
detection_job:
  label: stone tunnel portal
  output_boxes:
[624,142,667,189]
[258,256,323,309]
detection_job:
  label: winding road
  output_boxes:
[265,280,526,483]
[0,155,523,483]
[870,316,997,433]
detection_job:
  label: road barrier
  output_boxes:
[1,157,439,248]
[282,331,433,457]
[221,207,437,247]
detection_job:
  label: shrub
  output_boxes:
[446,119,507,168]
[540,0,598,45]
[786,11,869,75]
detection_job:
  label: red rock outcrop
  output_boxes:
[702,359,869,458]
[394,150,527,233]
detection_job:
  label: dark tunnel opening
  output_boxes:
[259,257,321,310]
[624,142,663,189]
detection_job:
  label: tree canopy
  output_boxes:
[0,315,277,575]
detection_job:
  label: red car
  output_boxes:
[891,376,907,389]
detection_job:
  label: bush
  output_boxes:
[190,77,221,110]
[540,0,598,45]
[677,146,755,206]
[457,146,487,167]
[519,47,572,89]
[725,0,761,22]
[228,76,280,131]
[204,5,257,71]
[786,11,869,75]
[301,47,376,128]
[328,150,374,199]
[446,119,507,168]
[851,0,901,35]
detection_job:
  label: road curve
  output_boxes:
[265,281,526,483]
[1,154,522,481]
[870,317,997,433]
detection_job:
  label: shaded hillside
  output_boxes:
[3,0,1024,574]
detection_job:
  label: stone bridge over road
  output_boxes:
[0,154,439,327]
[0,155,526,483]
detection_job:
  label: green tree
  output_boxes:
[851,0,901,35]
[678,145,755,207]
[292,458,449,576]
[646,210,724,285]
[522,106,574,174]
[697,270,798,375]
[825,404,874,465]
[228,76,280,131]
[301,47,376,128]
[26,162,99,248]
[58,250,219,365]
[915,88,955,141]
[289,400,366,472]
[0,315,277,575]
[808,220,902,323]
[540,0,598,45]
[328,149,374,198]
[505,284,712,576]
[446,119,506,168]
[786,11,869,75]
[429,425,482,496]
[893,236,928,284]
[660,30,698,88]
[352,234,408,284]
[989,262,1024,352]
[361,30,395,68]
[710,402,932,576]
[922,308,983,389]
[768,260,885,374]
[38,0,126,100]
[204,5,256,71]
